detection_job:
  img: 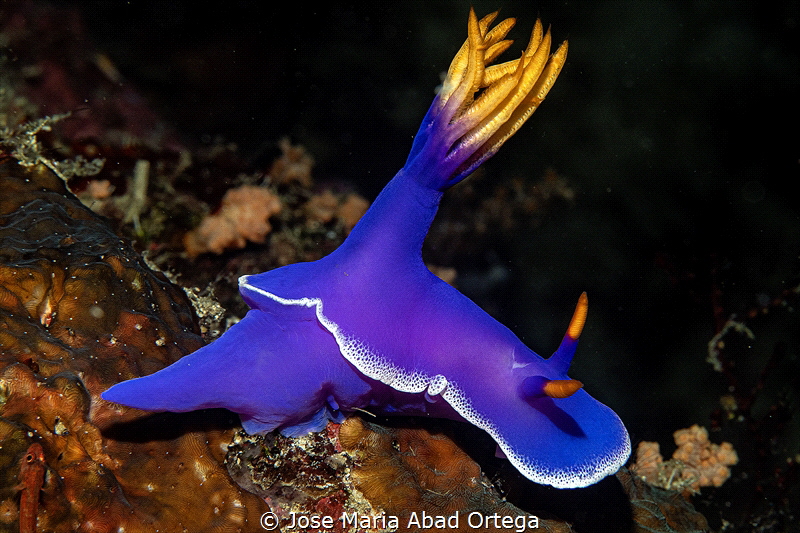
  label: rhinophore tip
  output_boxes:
[549,292,588,375]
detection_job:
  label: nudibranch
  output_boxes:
[103,9,630,488]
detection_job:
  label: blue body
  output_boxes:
[103,10,630,488]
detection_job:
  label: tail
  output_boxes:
[102,311,274,414]
[404,8,568,190]
[101,346,227,413]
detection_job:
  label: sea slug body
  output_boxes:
[103,9,630,489]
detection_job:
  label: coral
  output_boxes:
[304,190,370,234]
[672,425,738,488]
[338,417,573,533]
[183,184,283,257]
[268,137,314,187]
[303,189,340,226]
[0,162,269,531]
[226,424,383,532]
[228,416,580,532]
[0,164,200,378]
[632,424,738,494]
[81,179,115,201]
[1,365,261,532]
[0,114,105,184]
[336,193,370,234]
[632,441,664,480]
[616,468,710,533]
[428,265,458,286]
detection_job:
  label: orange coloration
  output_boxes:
[542,378,583,399]
[631,441,663,479]
[18,443,45,533]
[672,424,738,489]
[632,424,738,493]
[336,193,370,234]
[566,292,588,340]
[0,163,269,531]
[338,417,573,533]
[433,8,569,178]
[302,189,370,234]
[304,190,340,225]
[183,184,282,257]
[268,137,314,187]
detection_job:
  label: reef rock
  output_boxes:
[0,162,269,532]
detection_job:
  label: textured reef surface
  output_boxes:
[0,164,270,531]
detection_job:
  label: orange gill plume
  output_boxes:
[437,8,569,179]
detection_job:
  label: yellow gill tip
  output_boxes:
[437,12,567,178]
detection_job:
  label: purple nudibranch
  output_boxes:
[103,9,630,488]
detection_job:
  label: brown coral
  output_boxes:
[0,162,269,531]
[616,468,710,532]
[304,190,370,234]
[225,424,381,532]
[338,417,572,533]
[336,193,370,234]
[1,365,258,532]
[268,137,314,187]
[303,189,340,226]
[632,424,738,494]
[183,184,282,257]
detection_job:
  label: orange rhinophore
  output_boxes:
[543,378,584,399]
[567,292,589,340]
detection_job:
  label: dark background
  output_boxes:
[26,0,800,522]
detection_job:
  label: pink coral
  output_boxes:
[632,424,738,493]
[631,441,663,480]
[672,424,738,489]
[303,189,340,225]
[184,184,282,257]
